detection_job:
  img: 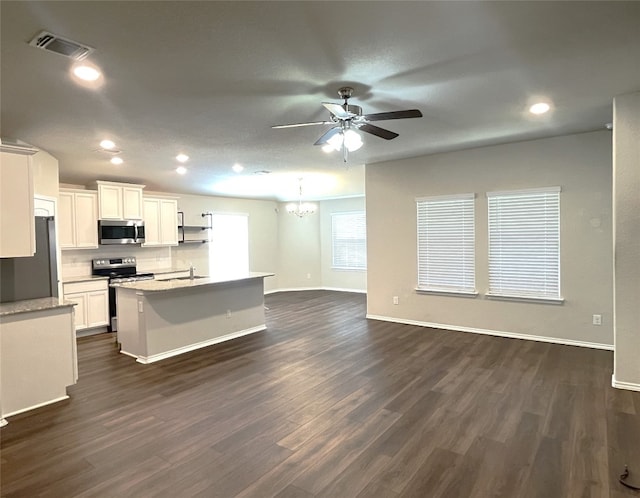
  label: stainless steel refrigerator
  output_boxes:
[0,216,59,303]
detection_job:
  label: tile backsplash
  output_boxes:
[61,245,172,277]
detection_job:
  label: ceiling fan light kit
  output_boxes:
[273,86,423,163]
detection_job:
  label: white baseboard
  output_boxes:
[611,374,640,391]
[2,395,70,421]
[268,287,366,294]
[322,287,367,294]
[76,326,109,338]
[272,286,323,293]
[125,325,266,364]
[366,314,614,351]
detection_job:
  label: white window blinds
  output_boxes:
[331,211,367,270]
[416,194,475,293]
[487,187,561,300]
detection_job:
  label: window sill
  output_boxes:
[332,267,367,272]
[415,288,479,298]
[485,293,564,305]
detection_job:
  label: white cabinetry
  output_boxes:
[58,189,99,249]
[95,180,145,220]
[143,196,179,246]
[63,279,109,332]
[0,148,36,257]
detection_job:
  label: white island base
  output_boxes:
[115,273,272,364]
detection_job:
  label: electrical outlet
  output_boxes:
[393,296,399,305]
[226,309,231,319]
[138,301,143,313]
[306,273,311,279]
[592,314,602,326]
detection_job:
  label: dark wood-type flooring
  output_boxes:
[1,291,639,497]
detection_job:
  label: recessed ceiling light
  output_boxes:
[72,63,101,82]
[529,102,551,115]
[110,156,123,165]
[232,163,244,173]
[176,153,189,163]
[100,139,116,150]
[176,166,187,175]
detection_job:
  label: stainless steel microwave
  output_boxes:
[98,220,145,245]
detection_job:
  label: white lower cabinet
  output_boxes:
[63,280,109,332]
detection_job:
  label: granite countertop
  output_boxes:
[62,275,110,284]
[0,297,76,317]
[113,272,275,293]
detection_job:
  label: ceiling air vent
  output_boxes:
[28,30,94,61]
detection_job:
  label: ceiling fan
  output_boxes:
[272,86,423,162]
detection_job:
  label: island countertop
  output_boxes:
[111,272,275,293]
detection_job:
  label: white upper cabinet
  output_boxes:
[95,180,144,220]
[0,149,35,257]
[122,186,144,220]
[143,196,178,246]
[59,189,98,249]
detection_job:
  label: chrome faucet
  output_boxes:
[189,263,195,280]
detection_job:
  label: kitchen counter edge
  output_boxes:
[112,272,275,292]
[62,275,110,284]
[0,297,76,317]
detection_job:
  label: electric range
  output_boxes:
[92,257,154,331]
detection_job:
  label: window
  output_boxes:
[487,187,561,301]
[331,211,366,270]
[208,213,249,277]
[416,194,476,294]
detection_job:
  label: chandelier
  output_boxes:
[286,179,316,217]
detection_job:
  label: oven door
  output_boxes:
[98,220,145,245]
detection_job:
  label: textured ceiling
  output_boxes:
[1,1,639,201]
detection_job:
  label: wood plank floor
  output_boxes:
[1,290,639,497]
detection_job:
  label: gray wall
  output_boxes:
[274,196,367,292]
[320,197,367,292]
[613,92,640,389]
[173,193,279,292]
[366,131,613,348]
[276,201,321,290]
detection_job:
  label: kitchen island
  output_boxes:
[114,272,274,363]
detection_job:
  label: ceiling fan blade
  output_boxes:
[358,123,399,140]
[322,103,352,120]
[314,126,342,146]
[272,121,332,129]
[363,109,423,122]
